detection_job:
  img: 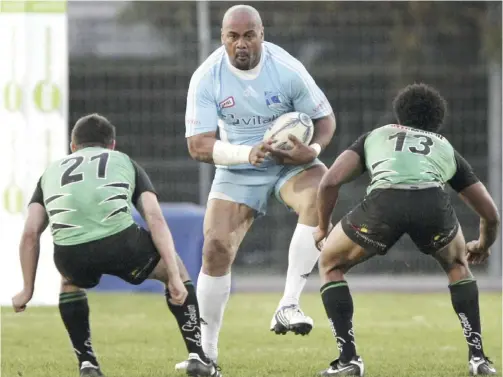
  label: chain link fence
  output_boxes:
[68,1,502,276]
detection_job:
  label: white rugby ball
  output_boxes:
[263,112,314,150]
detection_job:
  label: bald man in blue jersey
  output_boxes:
[181,4,336,369]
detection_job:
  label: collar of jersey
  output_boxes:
[225,44,265,80]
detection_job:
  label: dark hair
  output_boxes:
[71,113,116,148]
[392,83,447,132]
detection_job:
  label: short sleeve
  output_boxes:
[290,63,333,120]
[28,177,45,207]
[447,150,480,192]
[185,70,218,137]
[130,159,157,206]
[347,132,370,170]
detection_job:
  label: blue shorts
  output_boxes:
[208,159,325,216]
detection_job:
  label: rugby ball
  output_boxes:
[263,112,314,150]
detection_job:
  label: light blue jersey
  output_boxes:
[185,41,332,170]
[185,42,333,215]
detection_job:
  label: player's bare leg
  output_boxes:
[433,228,496,376]
[173,198,255,373]
[317,222,372,376]
[58,278,103,377]
[271,164,327,335]
[196,199,254,362]
[149,255,221,377]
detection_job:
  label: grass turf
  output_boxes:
[1,292,501,377]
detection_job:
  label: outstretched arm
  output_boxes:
[18,204,48,296]
[317,132,369,233]
[130,159,188,305]
[130,160,181,281]
[459,183,500,250]
[13,179,49,312]
[136,192,181,281]
[317,150,365,233]
[448,150,500,263]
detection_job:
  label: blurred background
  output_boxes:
[68,1,502,286]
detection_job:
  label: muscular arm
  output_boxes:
[317,150,365,232]
[289,60,335,155]
[448,151,500,249]
[19,203,49,296]
[460,183,500,249]
[311,113,336,153]
[129,159,181,279]
[317,133,368,232]
[187,131,255,166]
[187,131,217,164]
[18,179,49,296]
[137,192,181,279]
[185,115,333,166]
[185,71,253,166]
[185,68,221,164]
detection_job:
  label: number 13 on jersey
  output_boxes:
[388,131,434,156]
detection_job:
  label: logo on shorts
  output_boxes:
[219,96,235,109]
[429,227,456,249]
[353,225,369,234]
[350,223,387,252]
[264,91,284,110]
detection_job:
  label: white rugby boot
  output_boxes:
[176,354,222,376]
[469,356,497,375]
[269,304,314,336]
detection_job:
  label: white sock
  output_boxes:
[196,272,231,361]
[277,223,320,310]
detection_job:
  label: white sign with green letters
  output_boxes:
[0,0,67,306]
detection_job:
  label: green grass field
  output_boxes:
[1,292,501,377]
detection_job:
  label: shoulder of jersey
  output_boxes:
[263,41,295,60]
[368,124,395,134]
[41,153,71,179]
[109,149,125,157]
[44,157,63,172]
[377,123,448,141]
[367,124,407,138]
[109,149,135,164]
[193,46,225,78]
[263,41,304,76]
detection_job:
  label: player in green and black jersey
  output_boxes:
[11,114,221,377]
[313,84,499,376]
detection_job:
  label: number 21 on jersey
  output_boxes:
[60,152,110,187]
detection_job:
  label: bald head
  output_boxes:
[221,4,264,70]
[222,5,262,29]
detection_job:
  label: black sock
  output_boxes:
[166,281,208,363]
[321,281,357,363]
[59,291,99,367]
[449,279,485,359]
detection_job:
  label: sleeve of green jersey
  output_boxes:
[447,150,480,192]
[130,159,158,206]
[347,132,370,171]
[28,177,44,207]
